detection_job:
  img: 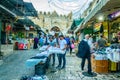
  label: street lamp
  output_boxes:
[98,15,104,21]
[96,13,105,22]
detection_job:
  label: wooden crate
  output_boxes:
[91,57,109,73]
[92,65,109,73]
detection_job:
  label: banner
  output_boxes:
[108,10,120,20]
[94,23,102,32]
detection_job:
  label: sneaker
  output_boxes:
[61,66,66,69]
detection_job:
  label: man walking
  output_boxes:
[77,34,93,75]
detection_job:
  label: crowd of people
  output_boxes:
[33,32,114,75]
[33,33,75,69]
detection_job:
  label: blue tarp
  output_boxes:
[26,58,47,68]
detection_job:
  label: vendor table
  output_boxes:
[26,46,66,76]
[91,44,120,73]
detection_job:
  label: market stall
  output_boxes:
[13,39,30,50]
[92,44,120,73]
[91,49,109,73]
[26,45,65,76]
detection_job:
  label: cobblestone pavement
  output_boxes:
[47,53,120,80]
[0,49,39,80]
[0,49,120,80]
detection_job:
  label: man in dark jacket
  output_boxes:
[77,34,93,75]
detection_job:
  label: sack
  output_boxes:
[71,44,75,49]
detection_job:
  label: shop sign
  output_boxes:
[108,10,120,20]
[94,23,102,32]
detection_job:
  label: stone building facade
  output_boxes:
[29,11,73,34]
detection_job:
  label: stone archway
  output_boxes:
[51,26,60,32]
[50,26,61,37]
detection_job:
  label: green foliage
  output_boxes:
[18,32,25,38]
[83,27,93,35]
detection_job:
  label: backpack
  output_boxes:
[76,40,90,58]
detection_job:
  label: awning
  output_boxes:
[0,0,24,16]
[70,18,84,30]
[83,0,109,25]
[0,4,17,19]
[24,2,38,17]
[34,24,41,29]
[0,0,38,17]
[14,18,34,28]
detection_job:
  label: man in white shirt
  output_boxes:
[56,35,67,69]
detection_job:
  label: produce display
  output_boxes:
[14,39,30,50]
[106,44,120,62]
[93,48,108,60]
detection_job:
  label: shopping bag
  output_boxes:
[71,44,75,49]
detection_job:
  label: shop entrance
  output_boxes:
[50,26,61,37]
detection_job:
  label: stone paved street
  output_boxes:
[1,45,13,56]
[0,49,120,80]
[0,49,39,80]
[47,53,120,80]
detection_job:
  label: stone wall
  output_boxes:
[29,11,73,34]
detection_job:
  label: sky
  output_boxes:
[24,0,53,12]
[23,0,93,18]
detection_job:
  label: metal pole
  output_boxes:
[0,18,2,56]
[0,4,17,17]
[107,20,110,43]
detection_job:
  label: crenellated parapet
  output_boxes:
[31,10,73,34]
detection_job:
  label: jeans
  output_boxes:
[57,52,66,68]
[49,54,55,66]
[70,47,72,54]
[81,57,92,73]
[52,54,55,65]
